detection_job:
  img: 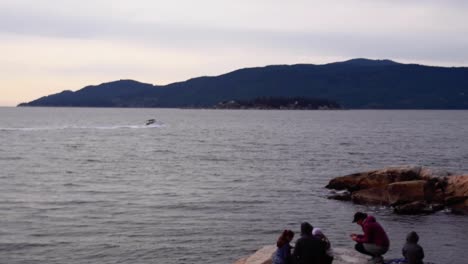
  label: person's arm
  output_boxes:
[292,240,301,264]
[324,237,331,250]
[402,244,407,259]
[355,224,372,243]
[285,244,293,264]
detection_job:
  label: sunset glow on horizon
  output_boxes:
[1,0,468,106]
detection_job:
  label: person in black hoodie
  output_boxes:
[292,222,327,264]
[402,231,424,264]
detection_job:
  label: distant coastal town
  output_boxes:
[213,97,341,110]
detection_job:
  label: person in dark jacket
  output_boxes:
[402,231,424,264]
[312,228,333,264]
[292,222,327,264]
[273,229,295,264]
[350,212,389,264]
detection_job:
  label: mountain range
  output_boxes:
[18,58,468,109]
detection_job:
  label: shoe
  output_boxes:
[373,256,384,264]
[366,256,384,264]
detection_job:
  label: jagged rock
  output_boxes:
[331,248,371,264]
[327,190,352,201]
[445,175,468,200]
[429,188,446,204]
[419,167,452,180]
[326,166,422,191]
[444,175,468,214]
[393,201,445,215]
[394,201,429,214]
[326,166,468,215]
[449,198,468,215]
[233,245,275,264]
[233,246,402,264]
[351,187,390,205]
[233,256,249,264]
[387,180,428,205]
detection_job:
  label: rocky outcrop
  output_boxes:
[232,246,369,264]
[232,246,437,264]
[387,180,427,205]
[326,166,468,215]
[233,246,275,264]
[352,187,390,205]
[445,175,468,214]
[327,190,352,201]
[326,166,422,192]
[445,175,468,201]
[393,201,445,215]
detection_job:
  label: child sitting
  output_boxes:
[402,231,424,264]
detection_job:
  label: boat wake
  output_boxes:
[0,123,165,131]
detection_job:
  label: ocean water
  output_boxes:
[0,107,467,264]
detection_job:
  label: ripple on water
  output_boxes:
[1,109,468,264]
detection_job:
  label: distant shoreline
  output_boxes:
[16,59,468,109]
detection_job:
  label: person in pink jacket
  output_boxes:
[350,212,390,264]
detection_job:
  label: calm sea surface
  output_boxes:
[0,108,467,264]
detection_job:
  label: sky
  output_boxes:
[1,0,468,106]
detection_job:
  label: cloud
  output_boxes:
[2,6,467,64]
[1,0,468,105]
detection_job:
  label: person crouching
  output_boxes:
[350,212,389,264]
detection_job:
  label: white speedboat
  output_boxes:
[145,119,156,125]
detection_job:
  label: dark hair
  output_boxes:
[406,231,419,244]
[352,212,368,223]
[277,229,295,248]
[301,222,313,235]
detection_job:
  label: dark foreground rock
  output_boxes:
[232,246,369,264]
[232,246,436,264]
[326,166,468,215]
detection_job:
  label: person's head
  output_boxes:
[352,212,368,225]
[277,229,295,247]
[283,229,295,242]
[406,231,419,244]
[301,222,313,235]
[312,227,323,237]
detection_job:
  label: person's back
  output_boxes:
[273,243,293,264]
[273,230,295,264]
[402,231,424,264]
[312,228,333,264]
[293,222,327,264]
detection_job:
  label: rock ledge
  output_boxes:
[326,166,468,214]
[233,246,436,264]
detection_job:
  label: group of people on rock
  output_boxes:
[272,212,424,264]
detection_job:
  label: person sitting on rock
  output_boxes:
[312,228,334,264]
[292,222,327,264]
[350,212,389,264]
[272,229,295,264]
[402,231,424,264]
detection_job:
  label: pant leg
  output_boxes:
[355,243,374,257]
[363,243,389,257]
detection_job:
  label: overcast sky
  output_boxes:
[1,0,468,106]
